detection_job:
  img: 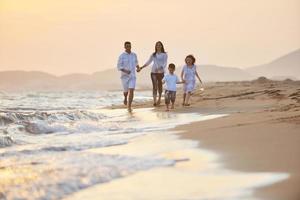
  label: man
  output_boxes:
[117,41,140,112]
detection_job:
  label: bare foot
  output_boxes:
[171,105,174,109]
[157,98,161,106]
[127,107,132,112]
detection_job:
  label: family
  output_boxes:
[117,41,202,112]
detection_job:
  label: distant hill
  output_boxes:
[0,65,254,91]
[246,49,300,80]
[0,49,298,91]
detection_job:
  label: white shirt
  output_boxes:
[163,73,180,91]
[144,53,168,73]
[117,52,138,78]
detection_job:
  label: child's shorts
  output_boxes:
[165,90,176,104]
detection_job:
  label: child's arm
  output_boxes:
[176,75,185,84]
[195,70,202,84]
[181,69,184,82]
[176,80,185,84]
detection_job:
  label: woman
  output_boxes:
[138,41,168,106]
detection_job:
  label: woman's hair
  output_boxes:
[153,41,166,57]
[185,54,196,65]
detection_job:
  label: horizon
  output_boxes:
[1,0,300,75]
[0,47,299,76]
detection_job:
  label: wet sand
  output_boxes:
[112,78,300,199]
[74,78,300,200]
[168,79,300,199]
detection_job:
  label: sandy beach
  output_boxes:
[158,78,300,199]
[110,78,300,199]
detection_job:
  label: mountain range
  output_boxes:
[0,49,299,91]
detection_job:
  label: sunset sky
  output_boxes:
[0,0,299,75]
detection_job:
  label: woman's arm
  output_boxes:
[140,55,153,70]
[162,53,168,72]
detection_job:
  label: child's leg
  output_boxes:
[182,93,186,105]
[185,92,191,105]
[171,91,176,109]
[165,90,170,111]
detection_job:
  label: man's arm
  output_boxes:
[117,54,130,74]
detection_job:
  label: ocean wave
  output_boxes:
[0,135,14,147]
[0,110,106,125]
[1,152,175,200]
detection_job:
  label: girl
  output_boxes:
[138,41,168,106]
[181,55,202,106]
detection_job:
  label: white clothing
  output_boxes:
[121,76,136,92]
[143,53,168,73]
[182,65,197,92]
[117,52,138,78]
[163,73,180,91]
[117,51,138,91]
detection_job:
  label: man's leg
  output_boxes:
[128,88,134,112]
[121,77,129,106]
[123,92,128,105]
[127,77,136,112]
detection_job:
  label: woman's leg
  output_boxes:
[156,73,164,105]
[151,73,158,106]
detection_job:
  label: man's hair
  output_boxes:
[124,41,131,46]
[168,63,175,69]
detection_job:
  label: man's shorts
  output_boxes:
[121,76,136,92]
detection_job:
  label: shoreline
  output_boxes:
[131,80,300,199]
[69,79,299,200]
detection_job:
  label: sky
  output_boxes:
[0,0,299,75]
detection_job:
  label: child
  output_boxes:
[162,63,184,111]
[181,55,202,106]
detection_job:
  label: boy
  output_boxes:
[162,63,184,111]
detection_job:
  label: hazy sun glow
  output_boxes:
[0,0,299,75]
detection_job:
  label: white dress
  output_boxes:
[182,65,196,92]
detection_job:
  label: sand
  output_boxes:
[84,78,300,199]
[165,79,300,200]
[111,78,300,199]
